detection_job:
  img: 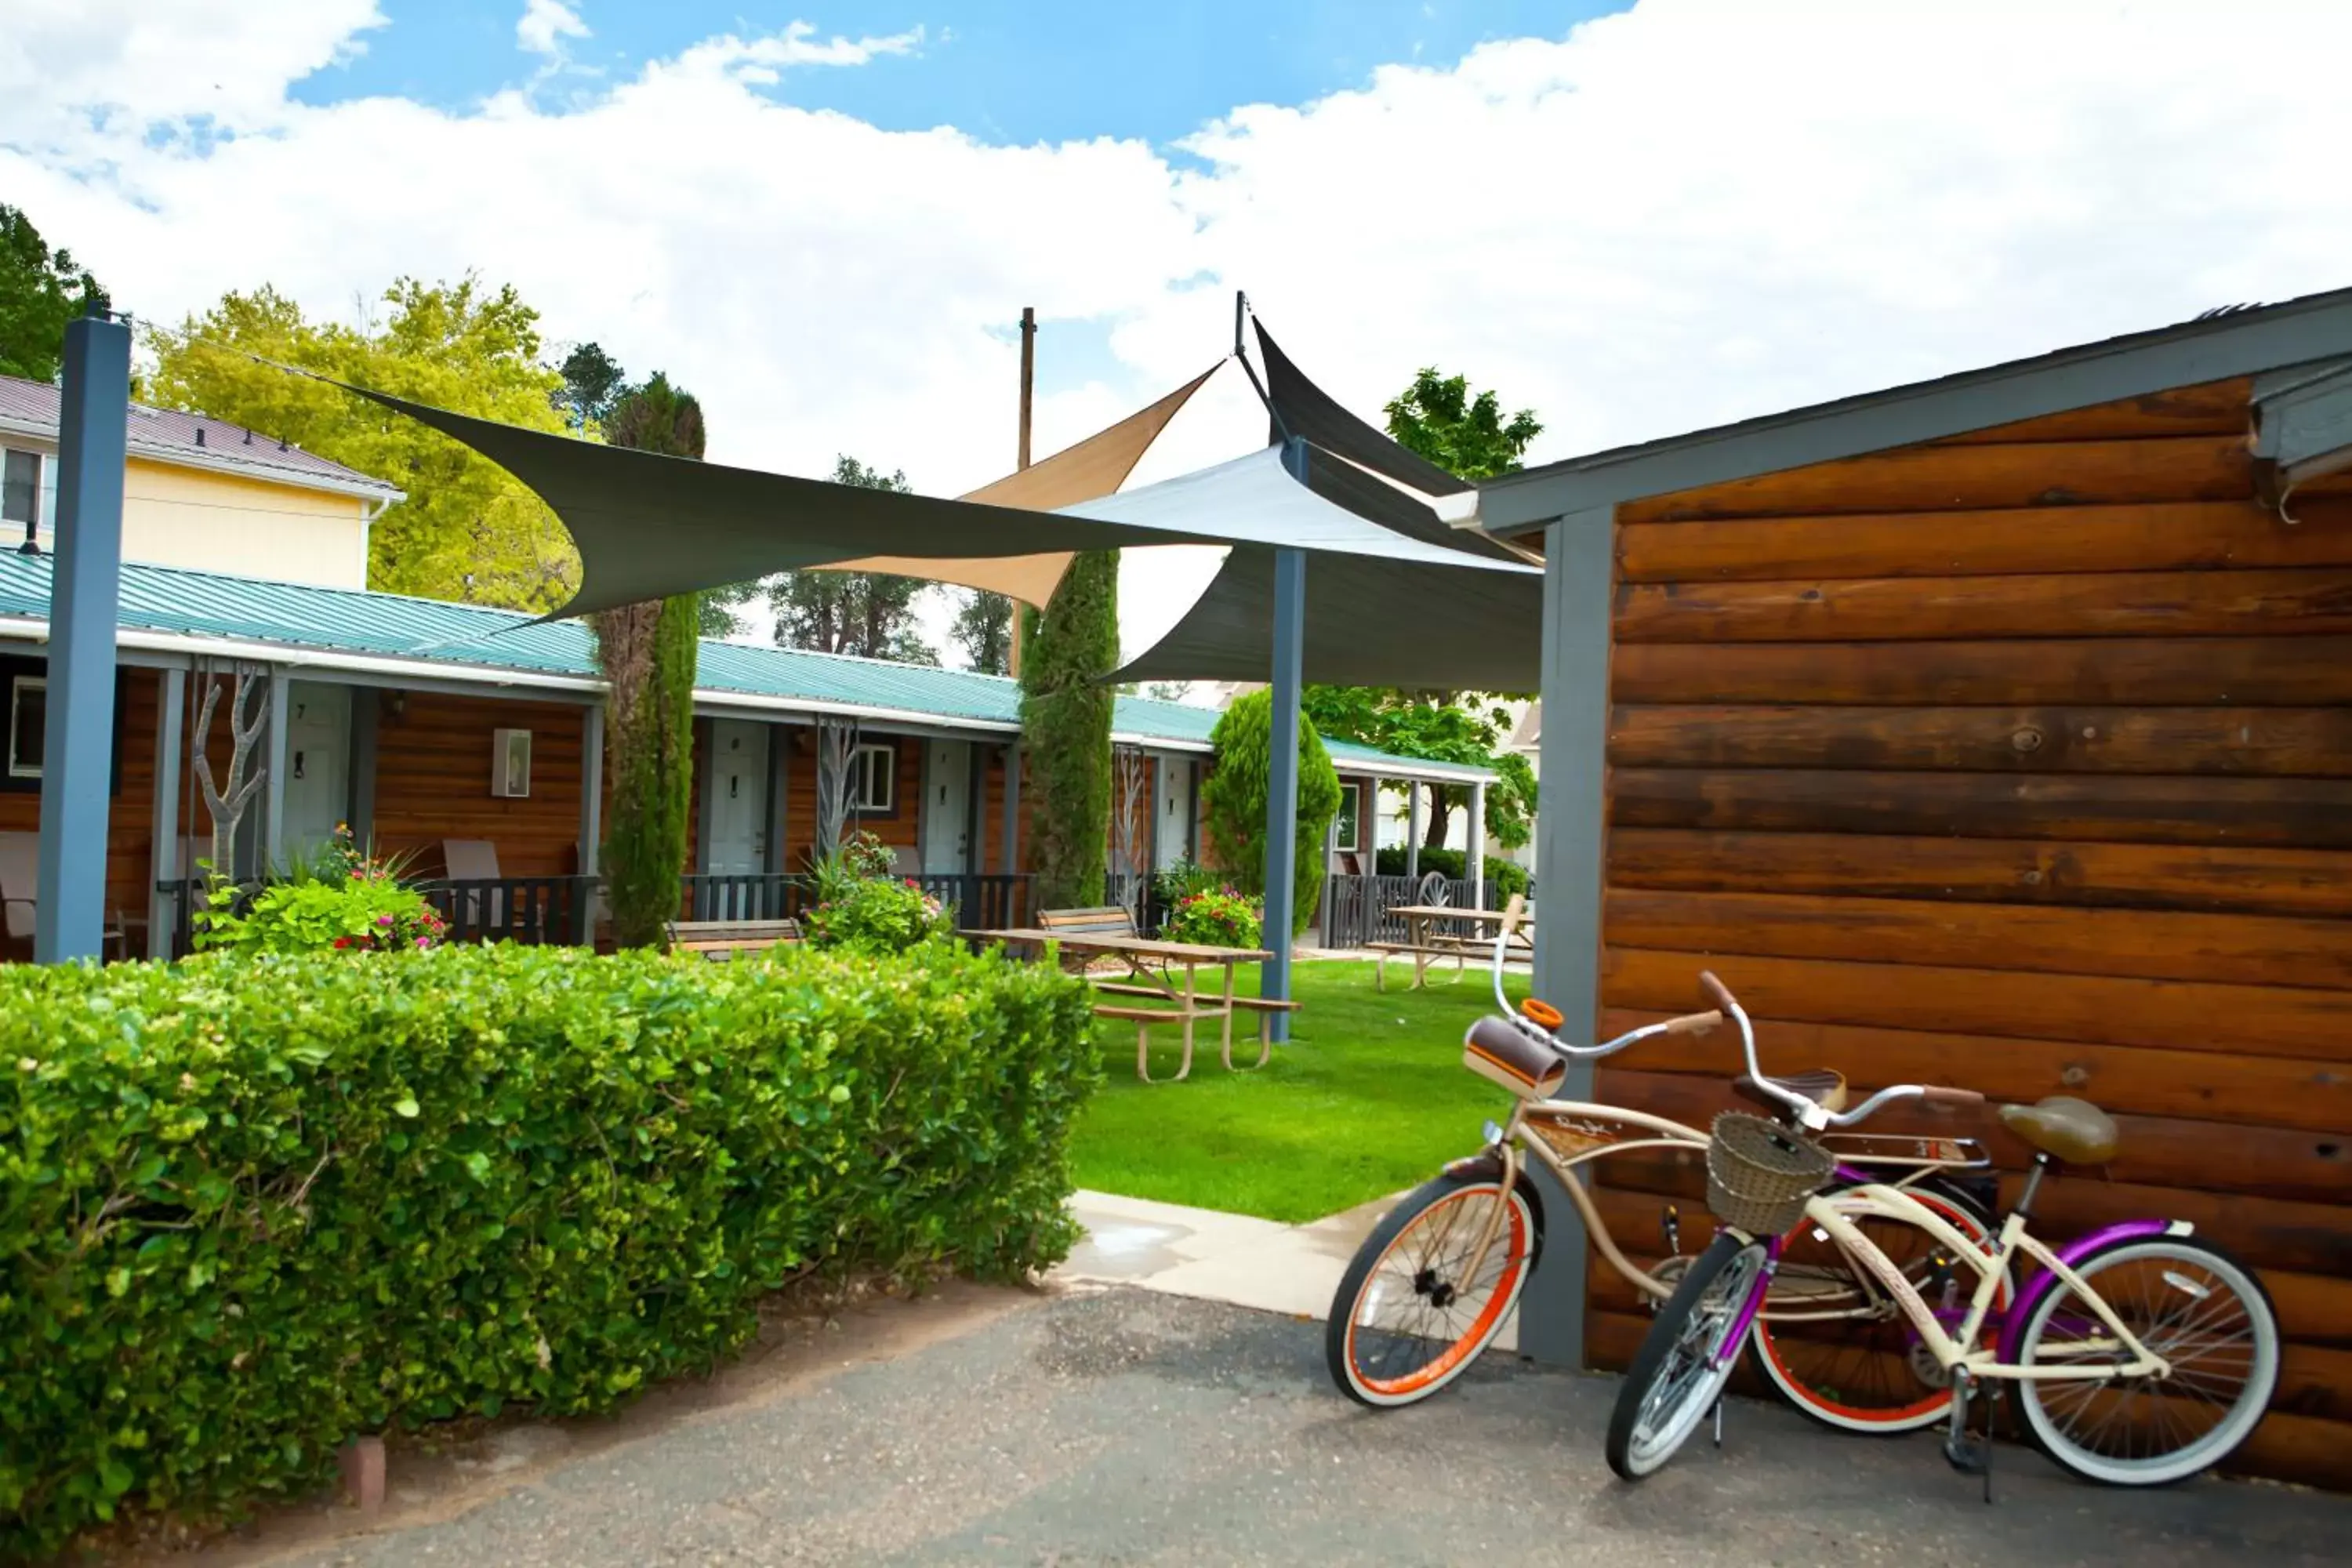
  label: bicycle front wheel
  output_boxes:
[1326,1170,1535,1407]
[1606,1231,1770,1481]
[2013,1232,2279,1486]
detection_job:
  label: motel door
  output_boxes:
[704,720,770,877]
[920,739,971,873]
[279,681,350,864]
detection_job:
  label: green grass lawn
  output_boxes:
[1068,957,1530,1223]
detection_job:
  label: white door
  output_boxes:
[704,720,769,876]
[279,681,350,862]
[1155,756,1190,869]
[920,739,971,873]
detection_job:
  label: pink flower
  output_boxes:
[415,935,431,949]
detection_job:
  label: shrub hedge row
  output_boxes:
[1,942,1098,1558]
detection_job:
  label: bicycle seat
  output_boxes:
[1733,1069,1848,1114]
[1999,1096,2119,1165]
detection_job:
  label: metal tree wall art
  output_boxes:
[191,666,268,880]
[815,718,855,858]
[1111,745,1149,918]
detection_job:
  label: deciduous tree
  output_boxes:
[764,457,941,663]
[0,205,107,383]
[147,278,578,609]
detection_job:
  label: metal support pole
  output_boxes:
[1000,740,1021,874]
[34,312,130,964]
[147,669,184,960]
[1468,778,1488,904]
[1261,451,1309,1037]
[1517,508,1616,1369]
[262,667,291,874]
[1406,784,1423,880]
[579,702,604,876]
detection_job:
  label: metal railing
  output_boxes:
[152,869,1033,955]
[1318,873,1497,949]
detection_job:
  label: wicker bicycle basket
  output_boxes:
[1705,1112,1836,1234]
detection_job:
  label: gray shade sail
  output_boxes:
[1083,447,1541,690]
[343,380,1540,688]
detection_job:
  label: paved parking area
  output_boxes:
[228,1287,2343,1567]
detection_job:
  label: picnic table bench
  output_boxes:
[966,908,1283,1082]
[666,916,802,960]
[1367,895,1532,991]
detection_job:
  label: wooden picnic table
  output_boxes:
[1371,903,1534,991]
[962,927,1277,1082]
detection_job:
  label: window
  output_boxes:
[1333,782,1361,852]
[848,741,896,814]
[1,449,38,534]
[7,676,45,779]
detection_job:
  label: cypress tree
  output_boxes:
[593,372,705,948]
[1201,689,1341,934]
[1018,551,1117,907]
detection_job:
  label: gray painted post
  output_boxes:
[1406,784,1423,880]
[262,668,291,874]
[1260,535,1307,1040]
[1516,508,1616,1368]
[348,684,379,847]
[1468,778,1487,903]
[33,313,131,964]
[579,703,604,877]
[1000,741,1021,877]
[147,669,184,960]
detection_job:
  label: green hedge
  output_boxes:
[0,942,1097,1558]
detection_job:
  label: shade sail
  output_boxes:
[342,385,1538,692]
[1254,320,1472,499]
[820,363,1219,606]
[343,386,1234,621]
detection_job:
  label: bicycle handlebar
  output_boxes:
[1695,968,1980,1131]
[1486,928,1720,1061]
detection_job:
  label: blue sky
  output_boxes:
[292,2,1623,147]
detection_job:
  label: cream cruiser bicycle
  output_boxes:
[1327,935,2005,1427]
[1606,972,2280,1489]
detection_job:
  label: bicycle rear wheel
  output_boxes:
[1751,1179,2002,1434]
[1606,1231,1769,1481]
[2012,1233,2278,1486]
[1326,1171,1535,1407]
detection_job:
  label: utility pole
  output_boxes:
[1008,306,1036,679]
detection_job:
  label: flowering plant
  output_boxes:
[195,825,447,956]
[804,875,950,956]
[1162,887,1261,949]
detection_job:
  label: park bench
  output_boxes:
[666,917,802,960]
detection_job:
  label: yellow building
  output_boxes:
[0,374,401,589]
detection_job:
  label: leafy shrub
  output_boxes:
[0,942,1095,1557]
[1371,845,1529,900]
[806,829,897,909]
[1162,887,1261,949]
[1200,689,1341,934]
[197,869,447,956]
[804,877,949,955]
[1152,857,1222,909]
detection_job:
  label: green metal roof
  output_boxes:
[0,554,1491,781]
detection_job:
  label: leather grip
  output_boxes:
[1924,1086,1986,1106]
[1664,1010,1723,1037]
[1697,971,1737,1014]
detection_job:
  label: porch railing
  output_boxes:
[1318,873,1497,949]
[153,869,1031,956]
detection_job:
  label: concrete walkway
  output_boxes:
[213,1287,2345,1567]
[1059,1188,1520,1351]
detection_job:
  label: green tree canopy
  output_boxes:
[552,340,629,430]
[593,372,706,949]
[146,278,578,610]
[1299,362,1546,855]
[0,205,107,383]
[760,458,940,663]
[952,589,1014,675]
[1381,366,1542,481]
[1201,690,1342,934]
[1018,553,1118,906]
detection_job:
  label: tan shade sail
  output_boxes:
[815,364,1219,606]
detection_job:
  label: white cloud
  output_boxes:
[6,0,2352,619]
[516,0,589,60]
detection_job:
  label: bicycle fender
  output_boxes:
[1995,1218,2193,1365]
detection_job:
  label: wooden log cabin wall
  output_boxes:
[1586,376,2352,1488]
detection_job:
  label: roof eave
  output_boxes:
[1477,288,2352,536]
[0,412,405,505]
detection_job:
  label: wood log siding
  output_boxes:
[373,691,588,877]
[1590,376,2352,1487]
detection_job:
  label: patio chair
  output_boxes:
[0,830,127,959]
